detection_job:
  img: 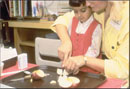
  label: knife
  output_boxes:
[10,75,31,81]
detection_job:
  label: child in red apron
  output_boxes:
[68,0,102,74]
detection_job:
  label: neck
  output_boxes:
[104,2,112,25]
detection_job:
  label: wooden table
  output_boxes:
[7,20,54,63]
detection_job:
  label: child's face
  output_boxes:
[72,5,92,23]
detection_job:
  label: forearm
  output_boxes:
[85,56,104,73]
[55,24,71,44]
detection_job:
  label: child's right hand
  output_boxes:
[58,41,72,61]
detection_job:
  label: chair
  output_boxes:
[35,37,62,67]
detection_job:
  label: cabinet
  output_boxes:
[8,20,54,63]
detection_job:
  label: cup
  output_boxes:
[0,62,4,76]
[18,53,28,70]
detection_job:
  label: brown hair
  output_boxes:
[69,0,86,7]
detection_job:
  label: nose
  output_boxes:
[77,12,81,18]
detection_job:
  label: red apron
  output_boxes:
[70,17,101,74]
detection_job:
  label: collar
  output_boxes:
[76,15,94,34]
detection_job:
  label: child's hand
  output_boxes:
[58,41,72,61]
[62,56,85,74]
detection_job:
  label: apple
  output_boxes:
[58,76,72,88]
[67,76,80,88]
[58,76,80,88]
[31,69,45,80]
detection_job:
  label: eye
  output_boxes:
[80,8,87,13]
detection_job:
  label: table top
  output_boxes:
[1,65,107,88]
[0,63,125,88]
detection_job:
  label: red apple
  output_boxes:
[58,76,72,88]
[31,69,45,80]
[67,76,80,88]
[58,76,80,88]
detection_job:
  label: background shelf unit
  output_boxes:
[8,20,54,63]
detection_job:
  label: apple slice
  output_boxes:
[58,76,72,88]
[57,68,63,75]
[58,76,80,88]
[31,69,45,80]
[67,76,80,88]
[63,69,69,76]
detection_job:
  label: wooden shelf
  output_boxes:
[20,41,35,47]
[7,20,54,64]
[8,20,53,29]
